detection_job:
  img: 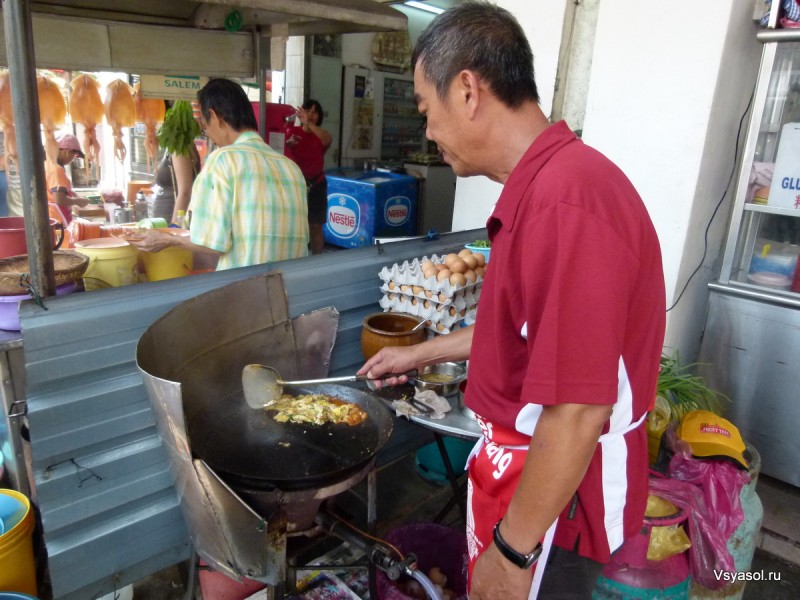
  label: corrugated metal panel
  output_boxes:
[21,231,480,599]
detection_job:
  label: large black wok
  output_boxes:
[187,383,393,491]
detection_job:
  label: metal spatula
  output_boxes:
[242,364,417,409]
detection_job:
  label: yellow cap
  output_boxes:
[676,410,748,469]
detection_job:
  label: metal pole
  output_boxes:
[254,26,266,140]
[3,0,55,297]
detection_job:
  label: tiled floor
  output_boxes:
[130,451,800,599]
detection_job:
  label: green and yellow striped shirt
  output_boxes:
[190,131,309,270]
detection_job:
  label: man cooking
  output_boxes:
[130,78,309,270]
[47,132,90,224]
[358,2,666,599]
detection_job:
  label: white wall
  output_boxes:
[284,36,306,107]
[452,0,569,230]
[451,0,762,362]
[582,0,761,360]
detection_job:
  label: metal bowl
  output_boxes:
[415,362,467,397]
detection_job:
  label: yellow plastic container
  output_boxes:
[0,489,38,596]
[138,229,193,282]
[140,247,193,282]
[74,238,138,291]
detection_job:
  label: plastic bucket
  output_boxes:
[415,438,473,485]
[0,282,79,331]
[376,523,467,600]
[0,217,63,258]
[197,561,266,600]
[74,238,138,291]
[140,247,193,282]
[0,489,38,596]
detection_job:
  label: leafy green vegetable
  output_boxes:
[656,353,728,422]
[156,100,201,157]
[470,239,491,248]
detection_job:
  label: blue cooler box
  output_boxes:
[325,169,417,248]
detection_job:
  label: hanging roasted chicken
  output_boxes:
[69,74,104,172]
[133,83,165,174]
[0,70,15,165]
[104,79,135,163]
[37,73,67,167]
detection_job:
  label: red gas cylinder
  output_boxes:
[593,495,691,599]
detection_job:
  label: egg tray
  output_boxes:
[380,281,481,310]
[378,254,483,300]
[379,293,476,334]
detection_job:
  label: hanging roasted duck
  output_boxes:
[69,73,104,172]
[104,79,136,163]
[0,70,15,166]
[133,83,166,174]
[37,73,67,168]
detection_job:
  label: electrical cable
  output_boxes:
[666,84,755,312]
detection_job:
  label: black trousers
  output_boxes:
[538,544,604,598]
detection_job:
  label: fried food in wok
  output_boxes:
[269,393,368,426]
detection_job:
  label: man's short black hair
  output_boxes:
[412,0,539,107]
[197,78,258,132]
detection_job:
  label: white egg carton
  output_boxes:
[377,251,488,333]
[378,297,467,334]
[378,253,483,299]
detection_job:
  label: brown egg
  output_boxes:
[428,567,448,587]
[400,284,411,293]
[464,269,477,283]
[388,281,396,290]
[421,259,435,271]
[423,299,431,309]
[448,306,457,317]
[438,292,448,303]
[436,323,446,332]
[424,289,433,298]
[444,253,459,266]
[412,285,424,296]
[474,252,486,267]
[475,266,486,278]
[437,269,452,282]
[463,254,478,270]
[449,272,466,286]
[410,297,418,306]
[458,248,473,259]
[435,263,448,272]
[449,258,467,273]
[423,267,437,280]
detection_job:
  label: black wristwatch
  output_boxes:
[493,520,542,569]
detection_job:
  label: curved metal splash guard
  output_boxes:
[136,272,341,584]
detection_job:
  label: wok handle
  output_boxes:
[281,370,418,386]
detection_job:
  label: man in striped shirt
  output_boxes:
[131,78,309,270]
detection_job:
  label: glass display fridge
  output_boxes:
[339,66,426,167]
[699,11,800,487]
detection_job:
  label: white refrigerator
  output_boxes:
[339,66,426,167]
